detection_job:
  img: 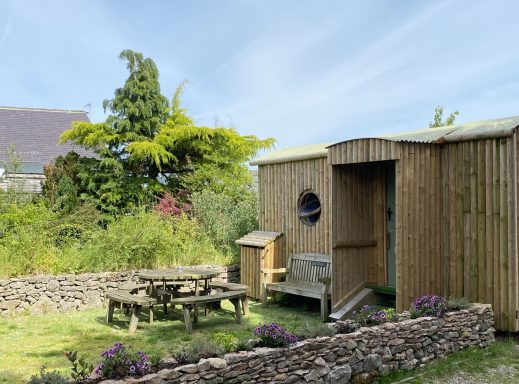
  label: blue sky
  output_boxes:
[1,0,519,150]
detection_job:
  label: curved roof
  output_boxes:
[329,115,519,148]
[250,143,330,166]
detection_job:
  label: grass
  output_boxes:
[376,337,519,384]
[0,299,323,384]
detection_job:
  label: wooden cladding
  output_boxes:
[440,137,519,331]
[395,144,443,313]
[328,139,400,165]
[258,157,332,263]
[331,163,387,310]
[239,237,284,300]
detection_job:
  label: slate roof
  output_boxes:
[0,106,92,172]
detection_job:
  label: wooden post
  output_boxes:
[129,305,142,334]
[106,300,115,323]
[149,305,154,324]
[183,306,193,333]
[241,296,249,316]
[231,298,242,324]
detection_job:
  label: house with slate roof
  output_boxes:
[0,106,90,193]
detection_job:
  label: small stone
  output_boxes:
[207,357,227,369]
[314,356,326,366]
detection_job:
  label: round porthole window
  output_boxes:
[298,190,321,226]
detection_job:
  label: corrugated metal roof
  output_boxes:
[380,115,519,144]
[250,143,330,166]
[235,231,282,247]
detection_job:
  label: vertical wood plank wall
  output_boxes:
[396,144,443,312]
[441,137,519,331]
[258,157,332,264]
[328,137,518,332]
[239,237,284,300]
[331,163,387,310]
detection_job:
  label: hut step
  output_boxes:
[329,288,376,321]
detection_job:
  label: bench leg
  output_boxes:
[163,302,168,316]
[129,305,142,334]
[183,306,193,333]
[231,298,242,324]
[241,296,249,317]
[149,305,154,324]
[106,300,115,323]
[320,294,329,321]
[262,284,268,307]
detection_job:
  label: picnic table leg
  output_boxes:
[241,296,249,316]
[106,300,115,323]
[162,280,169,316]
[194,280,199,323]
[183,305,193,333]
[149,305,154,324]
[129,305,142,334]
[230,298,242,324]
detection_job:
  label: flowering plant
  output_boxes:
[95,342,153,379]
[253,323,298,347]
[351,305,392,325]
[410,295,446,318]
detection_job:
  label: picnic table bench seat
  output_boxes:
[106,290,157,334]
[169,290,248,333]
[208,282,250,316]
[262,253,331,320]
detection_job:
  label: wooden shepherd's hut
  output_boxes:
[254,115,519,332]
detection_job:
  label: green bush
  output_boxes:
[174,338,225,364]
[26,367,68,384]
[446,296,471,310]
[0,206,231,277]
[191,189,258,259]
[211,332,239,352]
[298,322,336,339]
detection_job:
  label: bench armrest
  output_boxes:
[261,268,288,275]
[318,277,331,285]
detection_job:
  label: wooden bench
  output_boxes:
[106,290,157,334]
[208,282,250,316]
[262,253,331,320]
[170,291,247,333]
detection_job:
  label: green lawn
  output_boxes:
[0,300,323,383]
[376,337,519,384]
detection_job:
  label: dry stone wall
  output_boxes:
[0,265,239,315]
[101,304,494,384]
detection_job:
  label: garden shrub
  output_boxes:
[253,323,298,348]
[95,342,153,379]
[174,338,225,364]
[211,332,239,352]
[446,296,471,310]
[26,367,68,384]
[410,295,446,318]
[350,305,395,325]
[191,189,258,259]
[298,321,336,339]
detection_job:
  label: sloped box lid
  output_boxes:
[235,231,283,248]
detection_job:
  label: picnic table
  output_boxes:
[137,267,220,322]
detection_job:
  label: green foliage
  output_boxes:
[211,332,239,352]
[60,50,273,213]
[446,296,471,310]
[0,207,230,277]
[429,105,460,128]
[298,321,336,339]
[235,339,254,352]
[0,144,31,206]
[174,338,225,364]
[26,367,68,384]
[63,350,93,381]
[191,189,258,259]
[41,152,83,213]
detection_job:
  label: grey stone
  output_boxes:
[362,354,382,372]
[207,357,227,369]
[329,364,352,384]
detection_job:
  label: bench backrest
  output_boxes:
[287,253,331,283]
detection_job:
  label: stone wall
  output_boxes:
[105,304,495,384]
[0,265,239,315]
